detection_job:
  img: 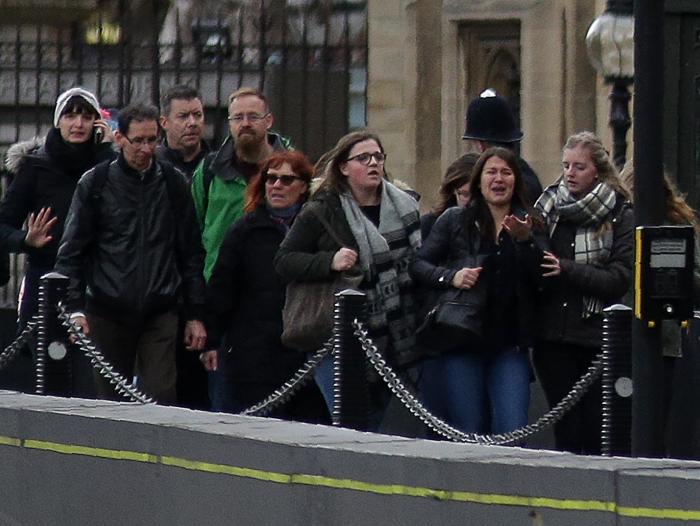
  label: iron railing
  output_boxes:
[0,0,367,308]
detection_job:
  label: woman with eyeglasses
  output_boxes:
[202,150,329,423]
[421,153,480,240]
[274,130,422,430]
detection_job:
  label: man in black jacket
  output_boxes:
[55,103,207,404]
[156,84,209,180]
[156,84,211,409]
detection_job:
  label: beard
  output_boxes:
[235,128,267,159]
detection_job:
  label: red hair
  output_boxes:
[244,150,315,214]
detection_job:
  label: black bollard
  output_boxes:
[35,272,71,396]
[332,289,369,430]
[601,304,633,456]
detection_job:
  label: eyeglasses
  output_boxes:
[124,135,159,147]
[346,152,387,165]
[228,112,270,123]
[264,173,303,186]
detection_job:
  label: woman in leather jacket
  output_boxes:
[410,147,542,436]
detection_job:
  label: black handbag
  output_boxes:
[415,255,489,355]
[281,209,363,352]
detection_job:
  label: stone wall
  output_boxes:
[368,0,609,209]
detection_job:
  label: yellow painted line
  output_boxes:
[619,506,700,521]
[24,439,159,463]
[1,435,700,521]
[0,435,21,447]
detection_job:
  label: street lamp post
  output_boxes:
[585,0,635,170]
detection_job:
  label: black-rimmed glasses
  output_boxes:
[346,152,387,165]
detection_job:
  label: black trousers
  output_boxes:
[532,341,602,455]
[88,309,178,404]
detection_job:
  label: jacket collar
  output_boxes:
[211,132,288,182]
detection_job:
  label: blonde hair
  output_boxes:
[227,87,268,110]
[563,131,631,201]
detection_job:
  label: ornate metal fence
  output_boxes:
[0,0,368,308]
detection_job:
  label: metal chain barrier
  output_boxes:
[242,341,332,416]
[56,303,154,404]
[352,319,603,445]
[0,318,37,371]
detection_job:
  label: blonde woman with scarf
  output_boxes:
[533,131,634,455]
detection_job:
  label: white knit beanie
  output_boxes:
[53,87,101,127]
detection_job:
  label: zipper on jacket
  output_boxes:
[137,175,146,314]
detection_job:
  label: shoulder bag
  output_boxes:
[415,254,490,356]
[281,208,363,352]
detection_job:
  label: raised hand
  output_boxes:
[502,214,533,242]
[25,207,58,248]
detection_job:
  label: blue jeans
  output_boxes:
[419,346,530,435]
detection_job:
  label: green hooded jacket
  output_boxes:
[191,132,291,280]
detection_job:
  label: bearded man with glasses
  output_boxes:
[191,87,292,284]
[56,103,207,404]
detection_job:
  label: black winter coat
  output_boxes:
[536,197,634,348]
[0,129,115,268]
[55,155,206,322]
[274,190,359,283]
[410,204,542,347]
[205,204,305,384]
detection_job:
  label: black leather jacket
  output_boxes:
[410,204,542,346]
[56,155,206,322]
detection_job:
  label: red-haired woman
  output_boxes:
[202,150,328,422]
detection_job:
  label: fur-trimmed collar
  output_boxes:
[4,136,45,174]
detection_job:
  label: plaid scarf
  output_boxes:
[535,179,617,317]
[339,180,422,366]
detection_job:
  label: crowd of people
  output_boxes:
[0,84,697,455]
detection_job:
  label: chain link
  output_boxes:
[0,318,37,371]
[242,341,332,416]
[56,303,154,404]
[352,319,603,445]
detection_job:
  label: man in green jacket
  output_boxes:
[191,87,291,282]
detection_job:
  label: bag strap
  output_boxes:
[307,206,347,249]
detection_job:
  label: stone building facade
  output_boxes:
[367,0,614,208]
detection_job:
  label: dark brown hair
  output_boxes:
[315,130,385,194]
[244,150,314,213]
[433,153,480,215]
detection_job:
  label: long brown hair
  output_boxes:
[620,159,700,236]
[243,150,314,214]
[315,130,385,194]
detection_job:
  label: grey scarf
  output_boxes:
[339,180,422,366]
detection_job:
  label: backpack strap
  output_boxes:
[89,159,111,202]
